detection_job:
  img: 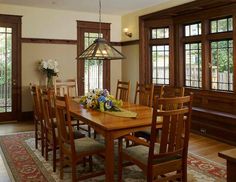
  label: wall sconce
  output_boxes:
[123,28,132,38]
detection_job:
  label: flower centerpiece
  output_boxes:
[80,89,123,112]
[38,59,59,88]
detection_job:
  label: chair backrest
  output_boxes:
[30,85,42,121]
[40,89,56,134]
[55,94,76,154]
[163,86,185,98]
[55,79,78,97]
[148,95,193,176]
[115,80,130,102]
[134,82,154,107]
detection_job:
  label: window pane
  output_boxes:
[211,40,233,91]
[151,45,170,85]
[151,27,169,39]
[210,17,233,33]
[185,22,201,36]
[84,32,103,94]
[184,43,202,88]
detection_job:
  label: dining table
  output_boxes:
[68,99,162,182]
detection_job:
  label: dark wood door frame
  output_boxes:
[77,20,111,95]
[0,14,22,121]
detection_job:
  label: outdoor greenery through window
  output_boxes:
[211,40,233,91]
[185,22,201,36]
[152,45,169,85]
[185,43,202,88]
[84,32,103,94]
[151,27,169,39]
[0,27,12,113]
[211,17,233,33]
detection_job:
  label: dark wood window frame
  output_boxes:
[77,21,111,95]
[139,0,236,145]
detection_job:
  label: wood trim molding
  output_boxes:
[21,38,77,44]
[21,37,140,46]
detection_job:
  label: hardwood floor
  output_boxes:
[0,121,234,180]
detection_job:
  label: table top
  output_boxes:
[69,100,153,131]
[219,148,236,163]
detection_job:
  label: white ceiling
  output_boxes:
[0,0,172,15]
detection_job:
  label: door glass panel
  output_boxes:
[0,27,12,112]
[84,32,103,94]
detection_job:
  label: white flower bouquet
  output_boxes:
[38,59,59,87]
[39,59,59,77]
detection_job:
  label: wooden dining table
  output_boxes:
[68,100,158,182]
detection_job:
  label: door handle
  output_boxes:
[12,79,16,86]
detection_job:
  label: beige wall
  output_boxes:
[122,44,139,103]
[0,3,122,112]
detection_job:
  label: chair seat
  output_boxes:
[54,127,85,140]
[72,137,105,154]
[123,144,181,165]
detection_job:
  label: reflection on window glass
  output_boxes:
[185,43,202,88]
[152,45,169,85]
[185,23,201,36]
[84,32,103,94]
[211,17,233,33]
[211,40,233,91]
[152,27,169,39]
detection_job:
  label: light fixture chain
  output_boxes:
[99,0,101,38]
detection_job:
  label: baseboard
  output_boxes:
[19,111,33,121]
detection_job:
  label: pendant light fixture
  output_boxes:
[78,0,125,60]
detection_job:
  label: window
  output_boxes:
[211,40,233,91]
[185,43,202,88]
[84,32,103,94]
[211,17,233,33]
[151,27,169,39]
[152,45,169,85]
[185,22,201,36]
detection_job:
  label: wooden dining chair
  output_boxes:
[55,94,105,181]
[116,80,130,102]
[40,89,85,172]
[163,86,185,98]
[134,82,154,107]
[30,85,45,156]
[40,89,58,172]
[55,78,91,137]
[118,95,193,182]
[55,79,78,97]
[133,84,162,142]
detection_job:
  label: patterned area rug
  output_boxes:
[0,132,226,182]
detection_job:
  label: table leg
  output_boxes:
[105,133,115,182]
[227,161,236,182]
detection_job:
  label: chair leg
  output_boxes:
[89,156,93,172]
[52,143,56,172]
[88,126,91,137]
[35,119,38,149]
[71,162,77,182]
[40,122,44,157]
[118,138,123,182]
[60,153,64,180]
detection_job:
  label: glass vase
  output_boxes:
[47,76,54,89]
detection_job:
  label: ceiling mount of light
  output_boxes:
[78,0,125,60]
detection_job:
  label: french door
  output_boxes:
[0,15,21,121]
[77,21,110,95]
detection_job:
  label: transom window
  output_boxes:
[211,40,233,91]
[211,17,233,33]
[152,45,169,85]
[151,27,169,39]
[185,22,201,36]
[185,43,202,88]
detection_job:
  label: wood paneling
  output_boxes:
[21,38,77,44]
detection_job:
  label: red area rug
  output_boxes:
[0,132,226,181]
